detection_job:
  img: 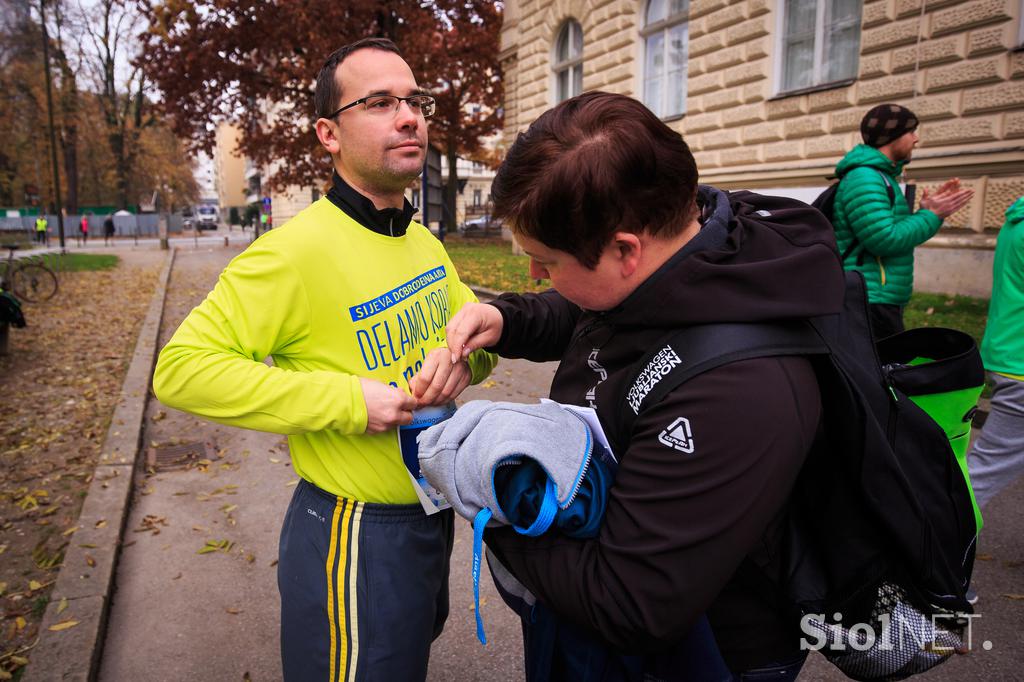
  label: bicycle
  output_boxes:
[1,244,59,302]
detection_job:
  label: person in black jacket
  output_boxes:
[445,92,846,680]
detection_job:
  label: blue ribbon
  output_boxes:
[472,507,493,645]
[513,478,558,537]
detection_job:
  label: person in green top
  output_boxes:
[35,215,47,245]
[967,196,1024,511]
[153,38,496,681]
[831,103,973,339]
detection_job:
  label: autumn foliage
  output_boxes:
[137,0,504,213]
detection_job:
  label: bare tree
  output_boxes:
[80,0,152,209]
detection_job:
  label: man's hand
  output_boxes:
[445,303,504,364]
[359,377,416,433]
[410,347,472,407]
[920,179,974,220]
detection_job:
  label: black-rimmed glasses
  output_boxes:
[327,94,436,119]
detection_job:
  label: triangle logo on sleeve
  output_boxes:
[658,417,694,454]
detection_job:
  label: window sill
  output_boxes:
[661,113,685,123]
[769,79,856,101]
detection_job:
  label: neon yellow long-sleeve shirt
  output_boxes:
[153,198,496,503]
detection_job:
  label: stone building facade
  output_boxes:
[499,0,1024,295]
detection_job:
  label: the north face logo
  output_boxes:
[658,417,694,453]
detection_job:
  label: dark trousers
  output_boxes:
[278,479,454,682]
[868,303,905,341]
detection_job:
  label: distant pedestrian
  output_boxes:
[967,196,1024,510]
[35,215,47,245]
[80,213,89,245]
[104,215,116,245]
[831,103,974,339]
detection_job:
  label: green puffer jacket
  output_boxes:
[832,144,942,305]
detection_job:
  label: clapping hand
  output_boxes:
[920,178,974,220]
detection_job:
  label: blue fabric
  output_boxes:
[518,600,733,682]
[494,441,615,540]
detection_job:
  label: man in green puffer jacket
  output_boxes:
[832,103,974,338]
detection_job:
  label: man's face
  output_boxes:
[329,49,428,195]
[890,129,919,162]
[517,233,629,311]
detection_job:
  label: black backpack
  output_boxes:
[812,167,895,266]
[620,272,983,681]
[0,289,26,328]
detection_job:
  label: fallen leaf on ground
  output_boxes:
[151,411,166,422]
[225,607,242,614]
[85,555,96,567]
[62,526,80,537]
[286,479,298,486]
[1003,593,1024,600]
[28,580,43,591]
[976,553,993,561]
[95,519,107,529]
[57,597,68,614]
[48,620,79,631]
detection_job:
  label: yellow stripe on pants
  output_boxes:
[345,504,363,682]
[325,499,349,682]
[334,500,355,681]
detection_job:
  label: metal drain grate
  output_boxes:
[147,441,214,471]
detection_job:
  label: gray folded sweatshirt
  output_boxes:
[416,399,594,526]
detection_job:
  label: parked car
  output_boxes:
[458,214,501,236]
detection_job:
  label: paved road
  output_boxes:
[97,244,1022,681]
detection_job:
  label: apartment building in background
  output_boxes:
[499,0,1024,295]
[213,124,251,224]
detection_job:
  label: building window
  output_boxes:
[553,20,583,102]
[412,189,421,209]
[642,0,689,119]
[779,0,862,94]
[473,189,482,207]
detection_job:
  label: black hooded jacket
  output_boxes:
[483,186,846,672]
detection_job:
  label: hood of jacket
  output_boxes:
[606,186,845,329]
[835,143,905,178]
[1006,196,1024,225]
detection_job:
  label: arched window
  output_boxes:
[642,0,688,119]
[553,20,583,103]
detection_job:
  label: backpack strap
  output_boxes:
[619,321,829,440]
[839,168,896,265]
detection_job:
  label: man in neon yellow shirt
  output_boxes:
[153,38,495,681]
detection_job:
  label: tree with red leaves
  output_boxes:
[137,0,502,229]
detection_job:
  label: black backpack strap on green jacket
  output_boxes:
[839,169,896,265]
[620,321,829,440]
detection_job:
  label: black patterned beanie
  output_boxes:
[860,104,919,148]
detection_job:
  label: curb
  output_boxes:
[468,284,503,301]
[25,248,177,682]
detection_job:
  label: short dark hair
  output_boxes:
[491,91,699,269]
[314,38,403,119]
